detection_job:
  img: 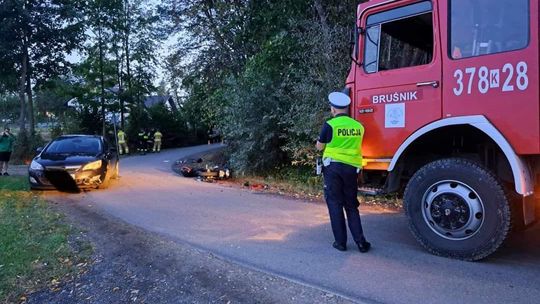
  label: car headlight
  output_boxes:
[82,160,102,171]
[30,160,44,171]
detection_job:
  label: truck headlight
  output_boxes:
[82,160,102,171]
[30,160,44,171]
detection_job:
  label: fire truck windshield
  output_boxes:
[449,0,529,59]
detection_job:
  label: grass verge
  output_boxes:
[0,176,91,303]
[194,150,403,208]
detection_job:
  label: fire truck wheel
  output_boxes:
[404,158,511,261]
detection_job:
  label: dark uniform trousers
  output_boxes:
[323,162,365,245]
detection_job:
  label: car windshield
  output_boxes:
[44,137,102,156]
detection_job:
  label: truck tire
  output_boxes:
[404,158,511,261]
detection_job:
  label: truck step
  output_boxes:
[358,187,385,196]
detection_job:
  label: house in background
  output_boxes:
[143,95,178,112]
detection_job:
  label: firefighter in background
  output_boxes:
[117,129,129,155]
[316,92,371,253]
[145,129,153,152]
[137,129,148,154]
[153,129,163,153]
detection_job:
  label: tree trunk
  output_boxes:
[98,24,106,136]
[114,45,125,130]
[26,57,35,135]
[18,44,28,133]
[124,0,132,91]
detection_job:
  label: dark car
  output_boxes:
[29,135,119,190]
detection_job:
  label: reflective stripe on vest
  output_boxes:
[118,132,126,143]
[322,115,364,168]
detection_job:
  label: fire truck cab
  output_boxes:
[347,0,539,260]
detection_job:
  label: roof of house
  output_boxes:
[144,95,173,108]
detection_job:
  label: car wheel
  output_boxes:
[404,158,511,261]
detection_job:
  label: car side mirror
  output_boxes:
[36,147,43,153]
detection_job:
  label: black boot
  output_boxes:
[332,242,347,252]
[357,239,371,253]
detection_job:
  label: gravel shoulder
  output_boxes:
[27,195,354,304]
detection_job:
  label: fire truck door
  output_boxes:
[354,0,442,159]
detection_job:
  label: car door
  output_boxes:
[354,0,443,159]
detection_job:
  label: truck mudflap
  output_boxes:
[523,194,539,225]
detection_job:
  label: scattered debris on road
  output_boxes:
[243,181,270,191]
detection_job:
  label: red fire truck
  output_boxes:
[345,0,538,260]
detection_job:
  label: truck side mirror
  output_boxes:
[350,23,362,66]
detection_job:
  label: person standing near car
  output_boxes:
[316,92,371,253]
[0,127,16,176]
[117,129,129,155]
[153,129,163,153]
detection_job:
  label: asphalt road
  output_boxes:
[47,145,540,304]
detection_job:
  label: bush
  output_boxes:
[219,33,295,174]
[11,130,45,164]
[147,104,188,148]
[49,123,63,139]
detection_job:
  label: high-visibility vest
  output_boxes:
[154,131,162,142]
[322,115,364,168]
[118,131,126,143]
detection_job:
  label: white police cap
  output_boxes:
[328,92,351,109]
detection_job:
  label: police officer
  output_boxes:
[316,92,371,253]
[117,129,129,155]
[153,129,163,153]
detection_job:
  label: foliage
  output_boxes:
[220,32,297,172]
[0,0,86,133]
[1,0,364,175]
[164,0,359,174]
[11,129,45,164]
[147,104,187,147]
[0,94,19,124]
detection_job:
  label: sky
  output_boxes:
[65,0,176,89]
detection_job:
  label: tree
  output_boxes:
[82,0,164,134]
[163,0,360,173]
[0,0,85,134]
